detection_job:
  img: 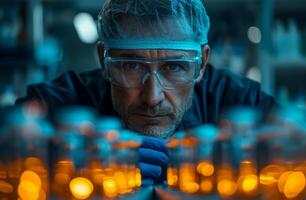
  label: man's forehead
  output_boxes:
[108,49,197,59]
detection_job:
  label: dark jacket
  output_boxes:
[16,64,275,130]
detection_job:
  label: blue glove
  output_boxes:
[138,136,168,186]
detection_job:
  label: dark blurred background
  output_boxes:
[0,0,305,108]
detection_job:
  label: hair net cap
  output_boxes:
[98,0,210,52]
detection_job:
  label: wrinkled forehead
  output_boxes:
[108,49,198,60]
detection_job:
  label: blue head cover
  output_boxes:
[98,0,210,53]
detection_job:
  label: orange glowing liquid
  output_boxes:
[217,179,237,197]
[179,164,199,193]
[197,161,214,177]
[200,179,213,193]
[167,167,178,187]
[69,177,93,200]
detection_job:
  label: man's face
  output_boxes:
[107,49,198,138]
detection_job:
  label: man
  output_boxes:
[16,0,275,185]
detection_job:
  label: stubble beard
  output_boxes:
[111,88,194,139]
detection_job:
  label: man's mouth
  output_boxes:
[133,113,170,118]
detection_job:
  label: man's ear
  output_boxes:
[96,41,108,80]
[195,44,210,83]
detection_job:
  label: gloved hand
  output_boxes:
[138,136,168,186]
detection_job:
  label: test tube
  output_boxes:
[95,116,121,198]
[192,124,219,195]
[98,126,142,198]
[217,107,260,198]
[52,106,96,199]
[170,130,199,194]
[167,131,185,189]
[112,130,142,195]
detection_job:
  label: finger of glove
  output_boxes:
[141,136,167,154]
[139,148,168,166]
[154,164,168,185]
[139,162,162,179]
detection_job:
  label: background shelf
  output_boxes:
[0,0,305,107]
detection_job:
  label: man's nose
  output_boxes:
[141,73,165,106]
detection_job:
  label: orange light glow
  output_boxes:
[102,177,118,198]
[18,180,40,200]
[181,182,200,194]
[261,164,285,179]
[259,175,277,185]
[57,160,74,166]
[181,137,197,148]
[283,172,305,199]
[200,179,213,193]
[167,167,178,186]
[260,164,285,186]
[126,141,141,148]
[69,177,93,200]
[179,164,196,181]
[135,168,142,187]
[20,170,42,192]
[278,171,293,193]
[127,169,136,188]
[179,164,198,193]
[217,179,237,197]
[241,160,252,164]
[114,141,140,149]
[167,139,180,148]
[0,180,13,194]
[241,175,258,193]
[239,161,256,174]
[114,170,131,194]
[197,161,214,176]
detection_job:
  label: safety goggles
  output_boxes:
[104,56,202,90]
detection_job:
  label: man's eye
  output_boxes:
[163,64,185,72]
[122,62,142,71]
